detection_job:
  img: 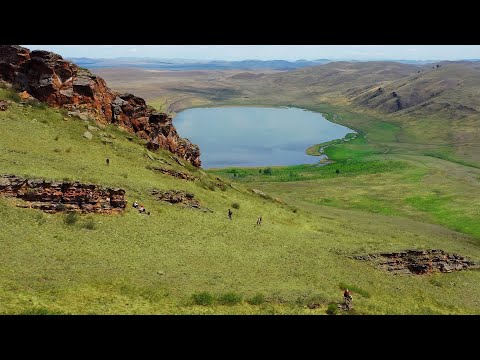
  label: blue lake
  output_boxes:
[173,107,355,168]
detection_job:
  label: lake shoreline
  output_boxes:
[174,106,355,169]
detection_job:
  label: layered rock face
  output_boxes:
[150,189,201,208]
[0,174,126,213]
[0,45,201,167]
[355,249,479,275]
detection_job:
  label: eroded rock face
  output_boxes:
[150,189,201,208]
[0,174,126,214]
[0,45,201,167]
[148,166,197,181]
[355,249,479,275]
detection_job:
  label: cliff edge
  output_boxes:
[0,45,201,167]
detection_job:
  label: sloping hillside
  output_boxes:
[2,88,480,314]
[2,48,480,314]
[347,64,480,118]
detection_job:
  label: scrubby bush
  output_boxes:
[5,90,21,103]
[247,293,265,305]
[30,101,47,110]
[326,303,338,315]
[263,167,273,175]
[83,218,95,230]
[191,292,214,306]
[64,212,78,225]
[218,292,242,305]
[231,202,240,209]
[20,307,66,315]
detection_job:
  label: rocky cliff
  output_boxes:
[0,45,201,167]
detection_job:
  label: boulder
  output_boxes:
[20,91,33,101]
[83,131,93,139]
[79,113,90,121]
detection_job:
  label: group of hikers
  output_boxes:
[132,201,150,215]
[227,208,262,226]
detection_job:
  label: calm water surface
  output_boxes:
[174,107,355,168]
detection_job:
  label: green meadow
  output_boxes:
[1,88,480,314]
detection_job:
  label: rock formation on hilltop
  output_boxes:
[0,45,201,167]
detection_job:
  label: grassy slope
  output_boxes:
[2,88,480,314]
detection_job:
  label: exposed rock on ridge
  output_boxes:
[0,174,126,213]
[0,45,201,167]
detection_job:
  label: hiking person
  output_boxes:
[228,208,232,220]
[343,288,353,310]
[139,205,146,213]
[106,158,110,166]
[133,201,139,208]
[256,216,262,226]
[344,288,352,301]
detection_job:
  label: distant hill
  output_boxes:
[70,57,464,71]
[221,60,480,120]
[347,63,480,118]
[68,57,332,71]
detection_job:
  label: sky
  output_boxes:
[22,45,480,61]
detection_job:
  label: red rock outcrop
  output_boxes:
[0,174,126,214]
[0,45,201,167]
[354,249,479,275]
[150,189,201,208]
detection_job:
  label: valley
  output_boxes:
[1,45,480,314]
